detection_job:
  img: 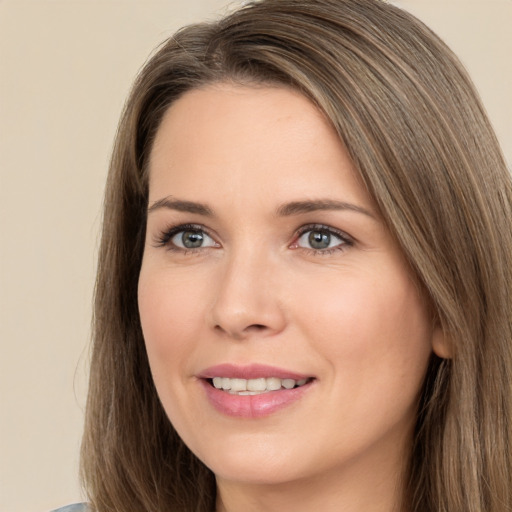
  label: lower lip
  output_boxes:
[200,379,313,418]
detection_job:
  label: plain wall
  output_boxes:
[0,1,510,511]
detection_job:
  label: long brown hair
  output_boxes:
[81,1,512,510]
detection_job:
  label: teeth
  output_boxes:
[266,377,281,391]
[230,378,247,392]
[247,378,266,391]
[211,376,310,394]
[282,379,295,389]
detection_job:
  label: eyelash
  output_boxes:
[153,223,354,255]
[153,223,216,253]
[293,224,354,255]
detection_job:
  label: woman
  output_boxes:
[67,0,512,511]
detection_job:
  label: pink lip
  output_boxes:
[197,364,315,419]
[198,363,310,380]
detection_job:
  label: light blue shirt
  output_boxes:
[51,505,88,512]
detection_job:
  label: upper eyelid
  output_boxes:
[152,223,216,247]
[167,223,214,237]
[295,223,354,241]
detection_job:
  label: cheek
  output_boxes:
[137,267,213,437]
[137,268,207,375]
[304,275,433,447]
[297,271,433,387]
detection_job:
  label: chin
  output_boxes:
[192,433,309,485]
[211,460,302,486]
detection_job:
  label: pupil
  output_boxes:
[309,231,330,249]
[182,231,203,248]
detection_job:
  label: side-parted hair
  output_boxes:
[80,1,512,511]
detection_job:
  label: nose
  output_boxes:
[208,248,287,340]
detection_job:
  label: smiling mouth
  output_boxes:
[207,377,314,395]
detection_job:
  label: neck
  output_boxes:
[215,450,406,512]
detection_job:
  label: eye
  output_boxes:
[171,228,217,249]
[154,224,219,251]
[294,225,352,252]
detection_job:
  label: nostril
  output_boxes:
[246,324,267,331]
[213,322,269,340]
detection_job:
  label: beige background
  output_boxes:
[0,1,510,511]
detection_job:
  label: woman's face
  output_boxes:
[138,84,444,490]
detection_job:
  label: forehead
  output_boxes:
[149,83,329,164]
[148,83,372,211]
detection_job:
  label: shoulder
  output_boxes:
[50,504,89,512]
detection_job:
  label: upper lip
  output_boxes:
[198,363,312,380]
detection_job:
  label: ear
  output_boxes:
[432,326,452,359]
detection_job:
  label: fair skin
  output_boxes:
[138,83,447,512]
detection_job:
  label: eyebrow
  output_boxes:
[147,196,375,219]
[276,199,375,219]
[147,197,213,216]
